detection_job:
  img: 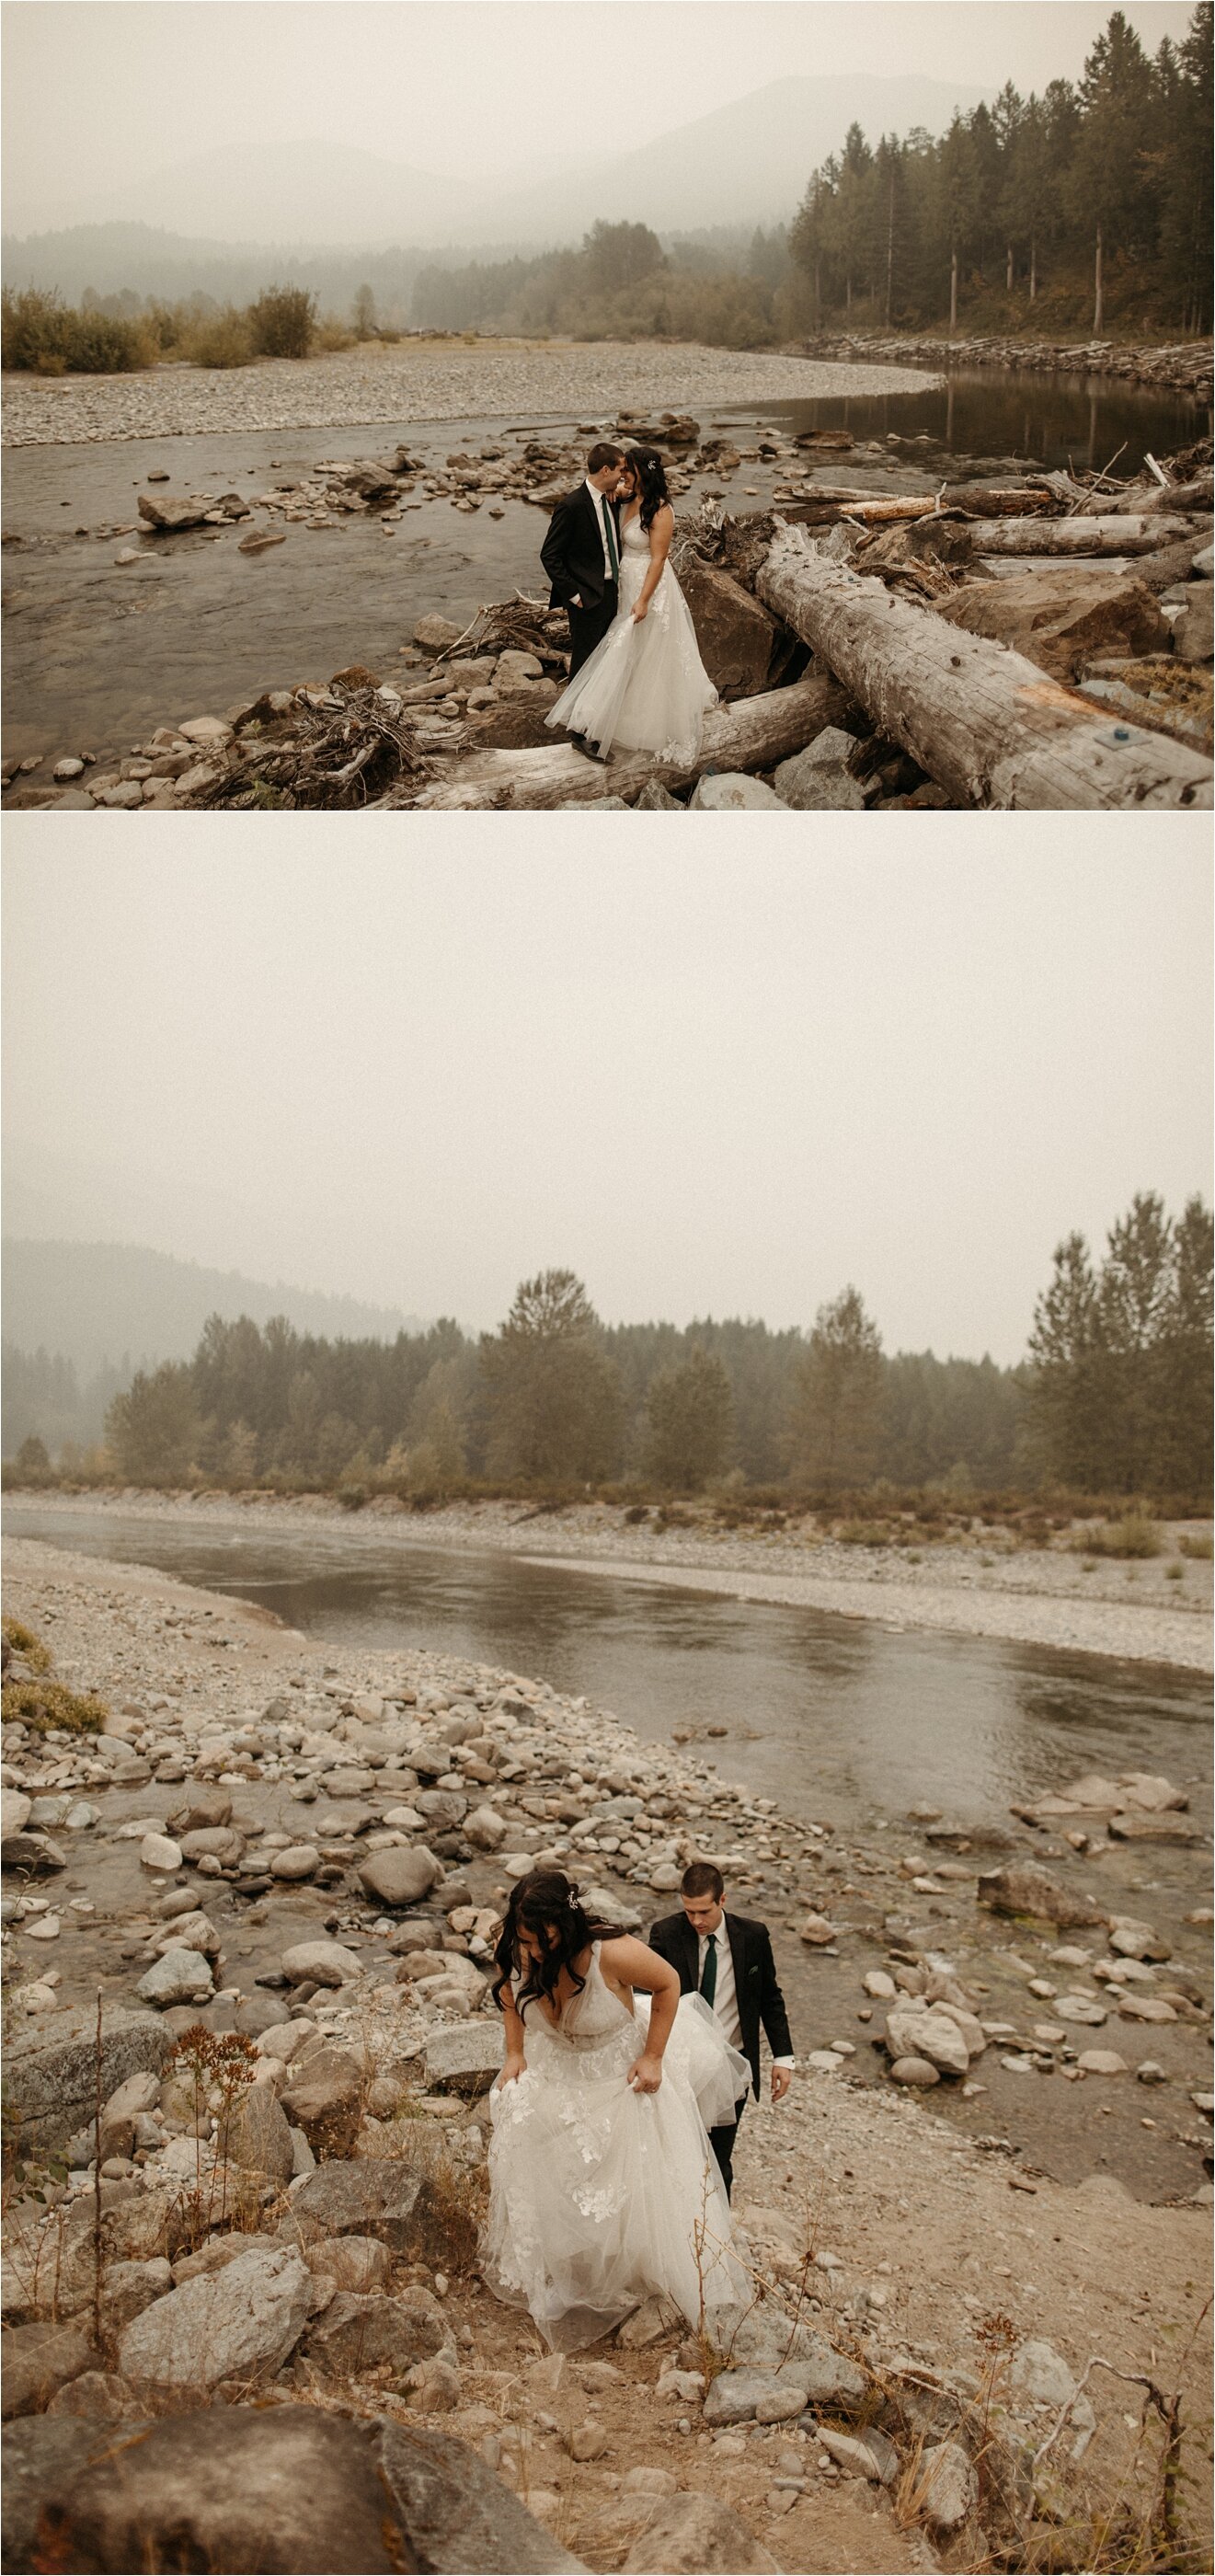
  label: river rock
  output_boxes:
[1077,2048,1129,2076]
[1,1831,65,1873]
[622,2490,777,2573]
[138,492,224,532]
[281,1938,363,1985]
[424,2024,502,2096]
[1054,1995,1108,2025]
[118,2245,312,2389]
[678,558,782,696]
[1,2405,586,2573]
[4,2005,173,2152]
[464,1805,508,1850]
[292,2156,425,2253]
[688,773,787,810]
[138,1832,182,1873]
[179,1826,245,1867]
[818,2425,897,2482]
[977,1862,1107,1928]
[269,1844,320,1880]
[943,568,1167,680]
[169,1788,233,1832]
[1109,1918,1172,1961]
[634,778,683,809]
[774,728,865,810]
[97,2258,174,2336]
[2,1790,32,1838]
[280,2048,365,2156]
[413,615,465,653]
[885,2007,969,2075]
[305,2236,391,2295]
[305,2286,449,2377]
[889,2054,941,2086]
[1,2321,98,2420]
[149,1909,220,1959]
[97,2071,162,2161]
[137,1946,214,2007]
[358,1847,443,1907]
[919,2439,977,2536]
[220,2084,295,2185]
[1108,1812,1197,1844]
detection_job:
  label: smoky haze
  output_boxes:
[2,836,1210,1371]
[2,3,1196,245]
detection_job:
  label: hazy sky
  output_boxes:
[3,2,1196,233]
[3,834,1209,1367]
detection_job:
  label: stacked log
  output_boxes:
[755,521,1212,810]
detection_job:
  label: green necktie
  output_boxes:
[699,1932,717,2008]
[601,496,618,581]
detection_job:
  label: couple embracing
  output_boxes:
[480,1859,794,2352]
[540,442,718,768]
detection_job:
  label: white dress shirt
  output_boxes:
[583,477,616,581]
[695,1915,795,2070]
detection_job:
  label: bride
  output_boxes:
[481,1869,748,2352]
[544,446,718,766]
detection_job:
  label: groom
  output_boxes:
[541,443,625,680]
[649,1862,794,2200]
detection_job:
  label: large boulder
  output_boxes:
[977,1862,1107,1929]
[356,1848,442,1908]
[291,2156,425,2253]
[424,2024,502,2098]
[687,774,786,811]
[678,558,782,698]
[279,2046,365,2157]
[117,2246,313,2390]
[137,1946,214,2007]
[939,569,1168,681]
[773,727,865,811]
[4,2006,173,2153]
[305,2287,449,2378]
[220,2086,295,2186]
[1,2322,97,2421]
[884,2005,970,2076]
[2,2407,587,2573]
[280,1939,363,1986]
[622,2491,777,2572]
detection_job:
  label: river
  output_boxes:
[7,1504,1210,1835]
[3,367,1207,762]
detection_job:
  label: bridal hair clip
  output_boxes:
[565,1881,581,1906]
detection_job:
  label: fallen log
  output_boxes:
[963,513,1202,556]
[755,521,1214,810]
[386,673,848,811]
[788,488,1052,525]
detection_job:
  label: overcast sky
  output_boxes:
[3,2,1197,234]
[3,834,1209,1367]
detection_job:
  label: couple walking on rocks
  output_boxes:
[480,1859,794,2352]
[540,442,718,765]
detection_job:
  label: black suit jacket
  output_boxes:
[541,483,621,613]
[648,1908,793,2103]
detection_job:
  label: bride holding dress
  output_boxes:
[545,447,718,767]
[480,1869,748,2352]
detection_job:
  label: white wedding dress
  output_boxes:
[544,511,718,764]
[482,1941,749,2352]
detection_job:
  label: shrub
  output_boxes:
[63,309,155,372]
[2,286,67,371]
[247,285,316,359]
[1179,1531,1213,1560]
[183,309,254,369]
[1,289,155,373]
[2,1617,52,1673]
[1074,1515,1163,1560]
[2,1677,107,1735]
[835,1520,891,1547]
[314,317,355,351]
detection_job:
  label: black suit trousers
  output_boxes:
[708,2097,750,2201]
[567,583,618,680]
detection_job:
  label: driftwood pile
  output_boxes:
[166,445,1212,813]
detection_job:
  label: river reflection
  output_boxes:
[7,1506,1210,1833]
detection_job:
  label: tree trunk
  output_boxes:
[391,674,848,811]
[1029,231,1037,301]
[754,521,1213,811]
[814,258,821,328]
[967,512,1201,556]
[845,273,852,315]
[886,175,895,326]
[1006,241,1014,293]
[1094,222,1104,333]
[949,244,958,331]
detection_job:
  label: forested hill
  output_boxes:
[2,1241,422,1377]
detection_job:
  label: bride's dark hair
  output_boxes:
[624,445,671,533]
[491,1869,613,2018]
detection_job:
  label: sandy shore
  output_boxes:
[1,339,940,448]
[10,1490,1210,1673]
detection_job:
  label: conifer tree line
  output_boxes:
[6,1191,1206,1505]
[790,6,1213,334]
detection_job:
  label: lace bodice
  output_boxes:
[619,511,650,554]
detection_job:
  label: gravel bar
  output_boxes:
[1,339,942,448]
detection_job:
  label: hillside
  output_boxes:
[2,1239,425,1377]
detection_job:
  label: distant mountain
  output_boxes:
[3,1240,426,1379]
[9,74,987,272]
[482,75,989,240]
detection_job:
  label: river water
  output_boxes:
[3,367,1207,762]
[8,1505,1210,1834]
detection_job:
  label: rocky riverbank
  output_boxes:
[0,339,939,451]
[2,1537,1211,2572]
[797,332,1214,404]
